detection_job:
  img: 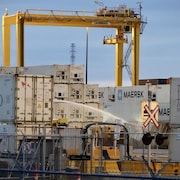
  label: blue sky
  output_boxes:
[0,0,180,86]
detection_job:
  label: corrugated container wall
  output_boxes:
[68,84,84,103]
[170,78,180,126]
[54,83,69,100]
[16,75,53,124]
[69,65,84,84]
[53,101,69,120]
[0,74,15,122]
[0,74,53,124]
[84,84,99,103]
[17,64,84,84]
[0,124,16,153]
[99,85,148,123]
[150,85,170,123]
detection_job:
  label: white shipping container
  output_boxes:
[54,83,69,100]
[0,66,17,74]
[84,102,103,123]
[169,128,180,161]
[18,64,84,84]
[0,74,15,122]
[53,101,69,120]
[84,84,99,103]
[18,65,69,83]
[15,75,53,124]
[16,124,52,136]
[115,85,148,103]
[98,87,115,103]
[150,84,170,102]
[69,84,84,103]
[68,102,84,123]
[170,78,180,126]
[0,124,16,153]
[69,65,84,84]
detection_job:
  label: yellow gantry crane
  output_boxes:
[2,5,145,86]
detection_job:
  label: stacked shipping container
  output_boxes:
[0,65,101,133]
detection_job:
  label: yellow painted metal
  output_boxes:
[2,15,11,66]
[132,22,141,86]
[16,11,24,67]
[115,28,124,86]
[2,9,142,86]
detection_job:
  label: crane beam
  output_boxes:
[2,9,142,86]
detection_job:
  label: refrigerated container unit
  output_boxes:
[18,65,69,84]
[0,74,53,125]
[83,102,103,123]
[16,74,53,124]
[68,103,84,127]
[54,83,69,100]
[53,101,70,120]
[18,64,84,84]
[68,84,84,103]
[69,65,84,84]
[98,86,116,104]
[84,84,99,103]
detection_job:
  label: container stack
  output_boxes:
[0,65,102,137]
[98,85,170,124]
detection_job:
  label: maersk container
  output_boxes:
[54,83,69,100]
[103,101,142,123]
[0,74,16,122]
[98,87,116,103]
[115,85,148,103]
[169,128,180,161]
[16,75,53,124]
[152,84,170,123]
[0,124,16,153]
[84,84,99,103]
[68,84,84,103]
[150,84,170,103]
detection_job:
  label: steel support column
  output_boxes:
[132,22,140,86]
[115,28,123,86]
[2,15,11,66]
[16,11,24,67]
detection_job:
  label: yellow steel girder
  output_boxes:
[2,9,141,86]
